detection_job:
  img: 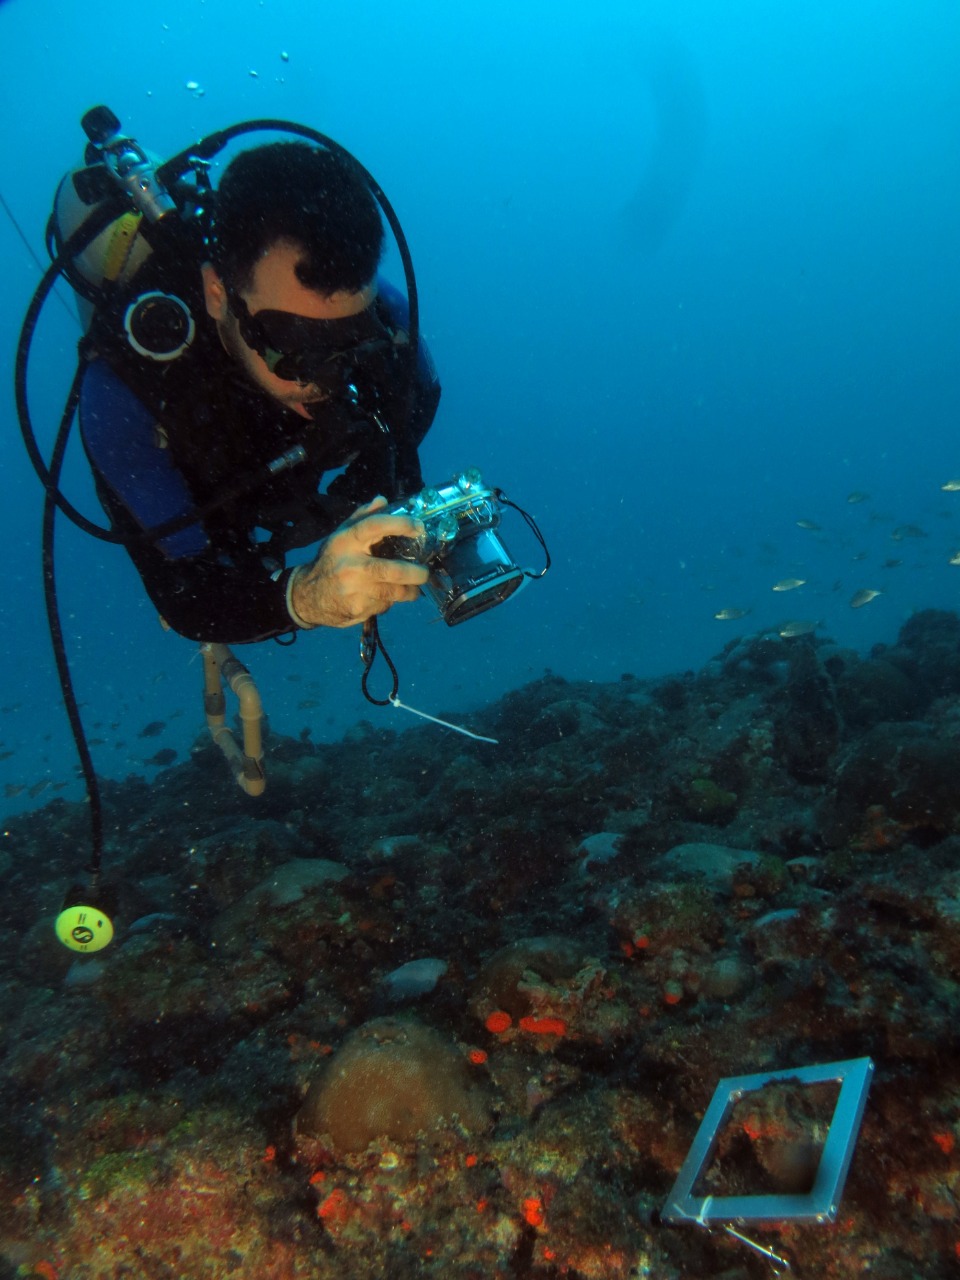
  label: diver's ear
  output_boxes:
[201,262,228,322]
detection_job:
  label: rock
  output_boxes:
[577,832,621,874]
[773,643,840,782]
[833,656,922,729]
[253,858,349,905]
[678,776,738,823]
[833,723,960,838]
[364,834,422,862]
[380,958,448,1002]
[700,955,753,1000]
[471,936,588,1019]
[211,858,350,951]
[657,842,761,887]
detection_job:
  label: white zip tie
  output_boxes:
[388,695,498,743]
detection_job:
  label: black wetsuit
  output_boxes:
[79,254,440,645]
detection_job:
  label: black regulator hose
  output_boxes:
[41,364,106,878]
[15,197,126,542]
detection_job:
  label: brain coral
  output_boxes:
[296,1016,491,1152]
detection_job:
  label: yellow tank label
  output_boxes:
[101,212,143,283]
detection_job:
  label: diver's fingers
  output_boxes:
[341,510,426,554]
[345,495,389,524]
[361,556,429,587]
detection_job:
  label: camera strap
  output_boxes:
[496,490,551,578]
[359,616,398,706]
[359,616,498,743]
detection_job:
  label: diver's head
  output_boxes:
[202,141,386,417]
[202,244,379,418]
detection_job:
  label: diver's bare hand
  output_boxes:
[288,496,428,629]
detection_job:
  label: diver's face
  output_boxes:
[201,241,376,420]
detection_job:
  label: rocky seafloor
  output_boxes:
[2,610,960,1279]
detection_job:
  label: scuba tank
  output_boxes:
[49,107,176,319]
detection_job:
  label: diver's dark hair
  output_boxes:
[210,141,384,294]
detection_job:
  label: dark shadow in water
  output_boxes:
[621,33,707,255]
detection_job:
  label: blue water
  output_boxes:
[0,0,958,818]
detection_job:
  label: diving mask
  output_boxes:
[226,286,398,393]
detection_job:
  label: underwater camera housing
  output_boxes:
[373,469,524,625]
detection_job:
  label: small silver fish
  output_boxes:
[891,524,927,541]
[714,607,750,621]
[796,519,821,531]
[949,551,960,566]
[772,578,806,592]
[779,620,819,638]
[941,479,960,492]
[850,588,882,608]
[846,491,870,504]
